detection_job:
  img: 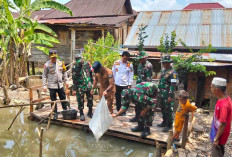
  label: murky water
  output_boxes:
[0,107,156,157]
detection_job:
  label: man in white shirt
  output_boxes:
[112,51,134,112]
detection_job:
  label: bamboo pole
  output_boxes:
[0,100,69,109]
[36,127,44,157]
[46,102,56,129]
[181,113,189,148]
[166,130,173,151]
[8,107,25,130]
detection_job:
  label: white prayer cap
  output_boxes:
[212,77,227,86]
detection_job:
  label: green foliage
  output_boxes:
[82,33,121,68]
[172,40,216,81]
[157,31,177,54]
[137,24,148,52]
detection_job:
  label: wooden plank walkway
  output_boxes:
[31,102,169,147]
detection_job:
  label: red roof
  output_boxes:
[183,3,224,10]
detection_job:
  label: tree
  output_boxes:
[157,31,177,54]
[172,40,216,90]
[157,31,216,90]
[83,32,120,68]
[0,0,72,86]
[137,24,148,52]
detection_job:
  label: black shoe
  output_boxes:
[141,127,151,138]
[162,126,171,132]
[157,121,166,127]
[129,116,136,122]
[131,126,144,132]
[53,113,58,120]
[80,115,85,121]
[87,108,93,118]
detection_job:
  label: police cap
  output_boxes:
[49,50,57,58]
[92,61,102,73]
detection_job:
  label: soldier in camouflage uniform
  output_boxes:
[136,51,153,84]
[157,55,178,132]
[129,51,153,122]
[72,54,93,121]
[115,82,158,138]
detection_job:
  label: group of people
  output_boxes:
[42,50,232,156]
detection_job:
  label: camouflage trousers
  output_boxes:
[158,96,174,125]
[76,89,93,111]
[121,89,154,126]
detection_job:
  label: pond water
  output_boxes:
[0,107,156,157]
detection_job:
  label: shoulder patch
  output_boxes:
[115,62,120,65]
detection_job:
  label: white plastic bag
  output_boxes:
[89,96,113,142]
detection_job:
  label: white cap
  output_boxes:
[212,77,227,86]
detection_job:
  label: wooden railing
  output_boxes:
[29,84,71,113]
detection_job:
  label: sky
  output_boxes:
[57,0,232,11]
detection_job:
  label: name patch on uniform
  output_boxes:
[171,79,177,83]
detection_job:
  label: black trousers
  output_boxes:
[115,85,128,111]
[49,87,67,112]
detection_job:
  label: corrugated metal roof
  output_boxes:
[183,3,224,10]
[39,15,133,26]
[129,51,232,62]
[124,9,232,49]
[43,0,133,19]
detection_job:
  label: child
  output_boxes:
[173,90,197,142]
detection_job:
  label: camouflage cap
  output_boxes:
[136,51,148,60]
[75,54,82,60]
[49,50,57,58]
[160,55,172,63]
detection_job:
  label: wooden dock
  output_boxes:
[31,102,169,147]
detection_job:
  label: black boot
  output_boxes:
[129,116,136,122]
[131,122,144,132]
[80,110,85,121]
[157,120,166,127]
[141,127,151,138]
[87,107,93,118]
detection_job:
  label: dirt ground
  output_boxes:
[0,87,232,157]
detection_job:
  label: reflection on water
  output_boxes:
[0,107,156,157]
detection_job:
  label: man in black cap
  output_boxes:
[91,61,115,114]
[42,50,68,119]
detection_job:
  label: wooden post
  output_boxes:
[32,62,35,75]
[29,88,33,113]
[27,61,30,76]
[36,127,44,157]
[181,113,189,148]
[155,141,161,157]
[71,28,76,65]
[167,129,173,151]
[3,86,10,104]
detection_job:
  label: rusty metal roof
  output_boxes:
[31,10,52,20]
[129,51,232,62]
[39,15,134,27]
[43,0,133,19]
[124,9,232,49]
[183,3,225,10]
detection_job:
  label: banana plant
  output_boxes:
[0,0,72,86]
